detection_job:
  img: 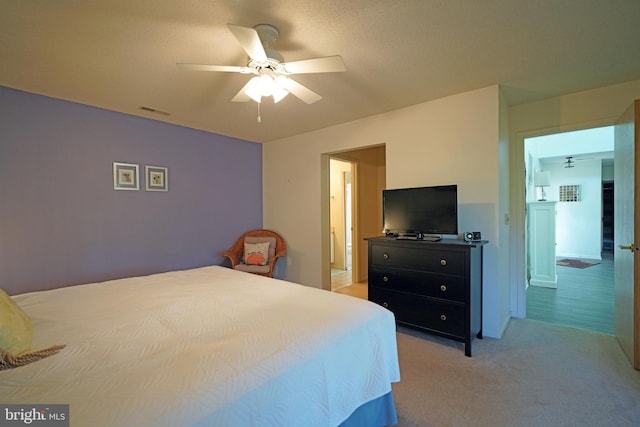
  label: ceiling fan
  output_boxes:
[564,155,595,168]
[177,23,346,106]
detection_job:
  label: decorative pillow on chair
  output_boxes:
[0,288,32,355]
[243,242,270,266]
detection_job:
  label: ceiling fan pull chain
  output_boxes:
[257,101,262,123]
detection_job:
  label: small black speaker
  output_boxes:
[464,231,482,242]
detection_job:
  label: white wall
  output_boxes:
[263,85,510,339]
[497,90,512,334]
[547,159,603,259]
[509,79,640,318]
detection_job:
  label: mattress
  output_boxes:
[1,266,400,426]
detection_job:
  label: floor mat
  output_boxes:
[556,258,600,269]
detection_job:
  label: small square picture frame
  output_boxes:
[146,165,168,192]
[113,162,139,190]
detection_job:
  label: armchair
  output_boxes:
[222,229,287,278]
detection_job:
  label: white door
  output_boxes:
[614,100,639,369]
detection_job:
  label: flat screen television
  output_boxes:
[382,185,458,240]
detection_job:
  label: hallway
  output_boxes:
[526,253,614,334]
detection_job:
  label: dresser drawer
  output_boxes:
[370,244,465,275]
[370,267,465,302]
[369,288,465,337]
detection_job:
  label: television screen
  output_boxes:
[383,185,458,237]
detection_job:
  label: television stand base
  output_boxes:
[394,234,442,242]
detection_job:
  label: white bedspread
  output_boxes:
[1,266,400,426]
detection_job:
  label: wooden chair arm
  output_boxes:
[222,251,240,268]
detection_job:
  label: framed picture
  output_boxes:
[559,184,579,202]
[146,165,168,192]
[113,162,139,190]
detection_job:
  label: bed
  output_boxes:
[1,266,400,426]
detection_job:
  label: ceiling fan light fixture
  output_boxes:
[244,75,289,103]
[244,77,263,103]
[271,85,289,103]
[272,76,289,103]
[564,156,575,168]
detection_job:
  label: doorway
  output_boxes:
[602,181,614,251]
[329,159,353,291]
[326,145,386,295]
[524,126,615,334]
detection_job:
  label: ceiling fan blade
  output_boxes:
[231,81,253,102]
[283,56,346,74]
[176,63,251,73]
[280,78,322,104]
[227,24,267,62]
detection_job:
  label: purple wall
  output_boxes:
[0,87,263,295]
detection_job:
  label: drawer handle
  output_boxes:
[383,253,390,259]
[440,259,447,266]
[440,284,447,292]
[383,302,389,308]
[440,314,447,321]
[383,276,389,283]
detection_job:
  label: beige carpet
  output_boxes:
[392,318,640,427]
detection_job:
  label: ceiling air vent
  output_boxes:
[140,106,170,116]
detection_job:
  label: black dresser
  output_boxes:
[366,237,486,356]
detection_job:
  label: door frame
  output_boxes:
[512,115,639,368]
[327,159,356,278]
[510,117,616,318]
[321,145,386,291]
[344,166,357,278]
[323,154,360,291]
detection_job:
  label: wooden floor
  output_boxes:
[526,252,614,335]
[333,253,615,335]
[332,269,367,299]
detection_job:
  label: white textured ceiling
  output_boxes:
[2,0,640,143]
